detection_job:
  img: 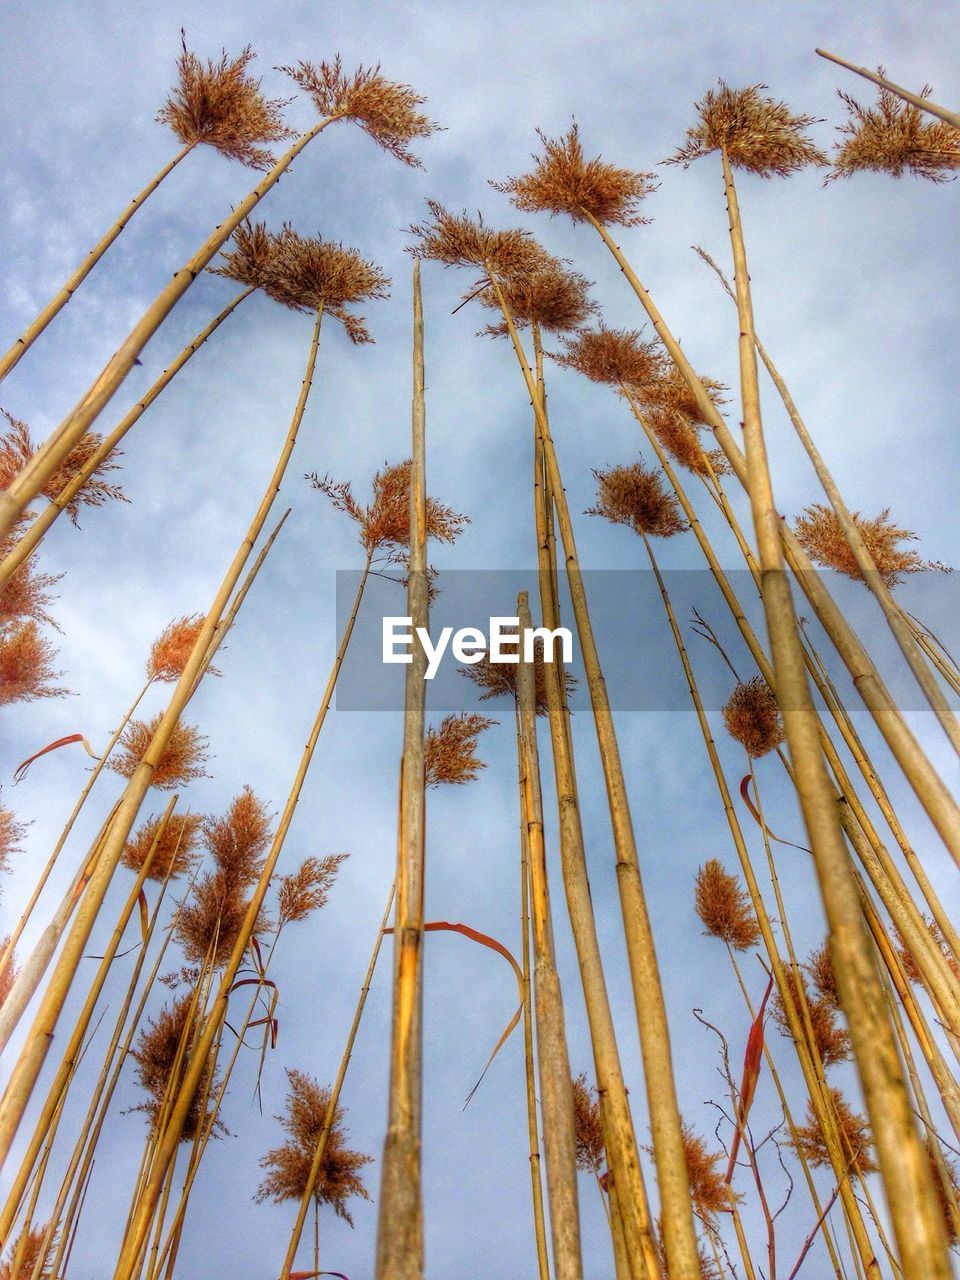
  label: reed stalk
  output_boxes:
[0,287,255,587]
[0,121,335,539]
[585,213,960,865]
[489,277,700,1279]
[516,589,583,1279]
[0,143,194,385]
[815,51,960,129]
[376,261,429,1280]
[531,330,662,1280]
[0,306,323,1170]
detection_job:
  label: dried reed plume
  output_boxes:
[646,407,730,478]
[896,917,959,986]
[146,613,217,683]
[131,994,222,1141]
[280,57,440,166]
[666,83,827,176]
[805,941,842,1010]
[308,459,468,559]
[109,714,211,789]
[694,859,760,950]
[209,219,281,289]
[0,1221,57,1280]
[721,677,785,758]
[407,201,553,280]
[258,227,392,343]
[424,712,496,787]
[642,365,729,429]
[680,1122,732,1221]
[0,621,67,704]
[0,539,60,629]
[0,802,26,879]
[461,639,576,715]
[0,941,17,1008]
[791,1088,877,1177]
[1,409,126,525]
[158,35,292,170]
[256,1068,372,1224]
[772,970,851,1068]
[552,325,665,387]
[493,123,658,225]
[793,503,949,589]
[479,263,597,337]
[928,1139,960,1246]
[587,462,688,539]
[121,812,203,881]
[828,76,960,182]
[571,1073,605,1176]
[277,853,348,927]
[175,787,273,966]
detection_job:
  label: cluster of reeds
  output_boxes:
[1,29,960,1280]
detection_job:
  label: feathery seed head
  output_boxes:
[479,263,597,336]
[666,83,827,177]
[1,409,126,526]
[202,786,273,885]
[587,462,688,539]
[261,227,391,342]
[646,406,729,478]
[256,1068,372,1223]
[681,1122,732,1220]
[147,613,216,683]
[0,540,61,631]
[895,916,958,986]
[122,812,203,882]
[424,712,496,786]
[210,219,282,290]
[793,503,949,589]
[553,326,665,387]
[493,124,658,225]
[806,942,842,1011]
[109,715,211,790]
[280,57,439,167]
[0,1222,57,1280]
[0,802,26,879]
[791,1088,877,1177]
[407,201,554,281]
[0,621,67,704]
[828,77,960,182]
[773,969,851,1067]
[131,994,222,1141]
[572,1074,605,1175]
[175,870,271,969]
[158,36,292,169]
[277,853,347,926]
[694,860,760,950]
[721,677,785,758]
[460,638,576,715]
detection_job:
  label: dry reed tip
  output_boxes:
[256,1067,372,1224]
[721,677,785,758]
[805,941,842,1010]
[424,712,496,786]
[790,1087,877,1177]
[772,969,851,1068]
[571,1073,605,1176]
[131,993,224,1141]
[147,613,218,683]
[1,408,126,526]
[665,82,827,176]
[0,801,27,879]
[0,1221,58,1280]
[793,503,950,589]
[460,637,576,715]
[694,859,760,950]
[122,812,203,881]
[109,714,211,790]
[158,34,293,170]
[280,56,440,167]
[277,853,348,926]
[479,263,597,337]
[587,462,688,539]
[0,620,68,705]
[493,122,658,225]
[552,325,665,387]
[827,73,960,182]
[406,200,554,282]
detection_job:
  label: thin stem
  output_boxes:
[814,50,960,128]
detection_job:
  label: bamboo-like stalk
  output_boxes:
[0,143,195,384]
[0,286,255,587]
[0,118,337,540]
[531,330,661,1280]
[585,212,960,865]
[0,674,151,994]
[279,880,395,1274]
[718,143,947,1273]
[489,281,699,1278]
[517,589,583,1279]
[814,50,960,129]
[0,307,323,1170]
[0,800,174,1247]
[376,261,429,1280]
[513,707,552,1280]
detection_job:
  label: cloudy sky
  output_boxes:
[2,1,959,1277]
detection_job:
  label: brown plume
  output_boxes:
[0,537,60,631]
[147,613,219,683]
[791,1087,877,1177]
[210,219,282,290]
[694,860,760,950]
[478,263,596,337]
[0,621,67,705]
[407,201,554,281]
[460,637,576,715]
[805,942,842,1011]
[828,76,960,182]
[256,1068,372,1224]
[493,123,658,226]
[280,57,440,167]
[552,326,665,387]
[158,36,292,170]
[666,83,827,176]
[572,1073,605,1176]
[0,1221,57,1280]
[895,916,959,986]
[122,812,203,881]
[1,409,126,526]
[0,940,18,1009]
[927,1138,960,1246]
[131,993,222,1141]
[109,715,210,790]
[277,854,348,927]
[721,678,784,758]
[793,503,949,589]
[587,462,688,539]
[0,802,27,879]
[772,969,851,1068]
[424,713,495,786]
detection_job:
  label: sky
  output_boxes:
[2,1,960,1277]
